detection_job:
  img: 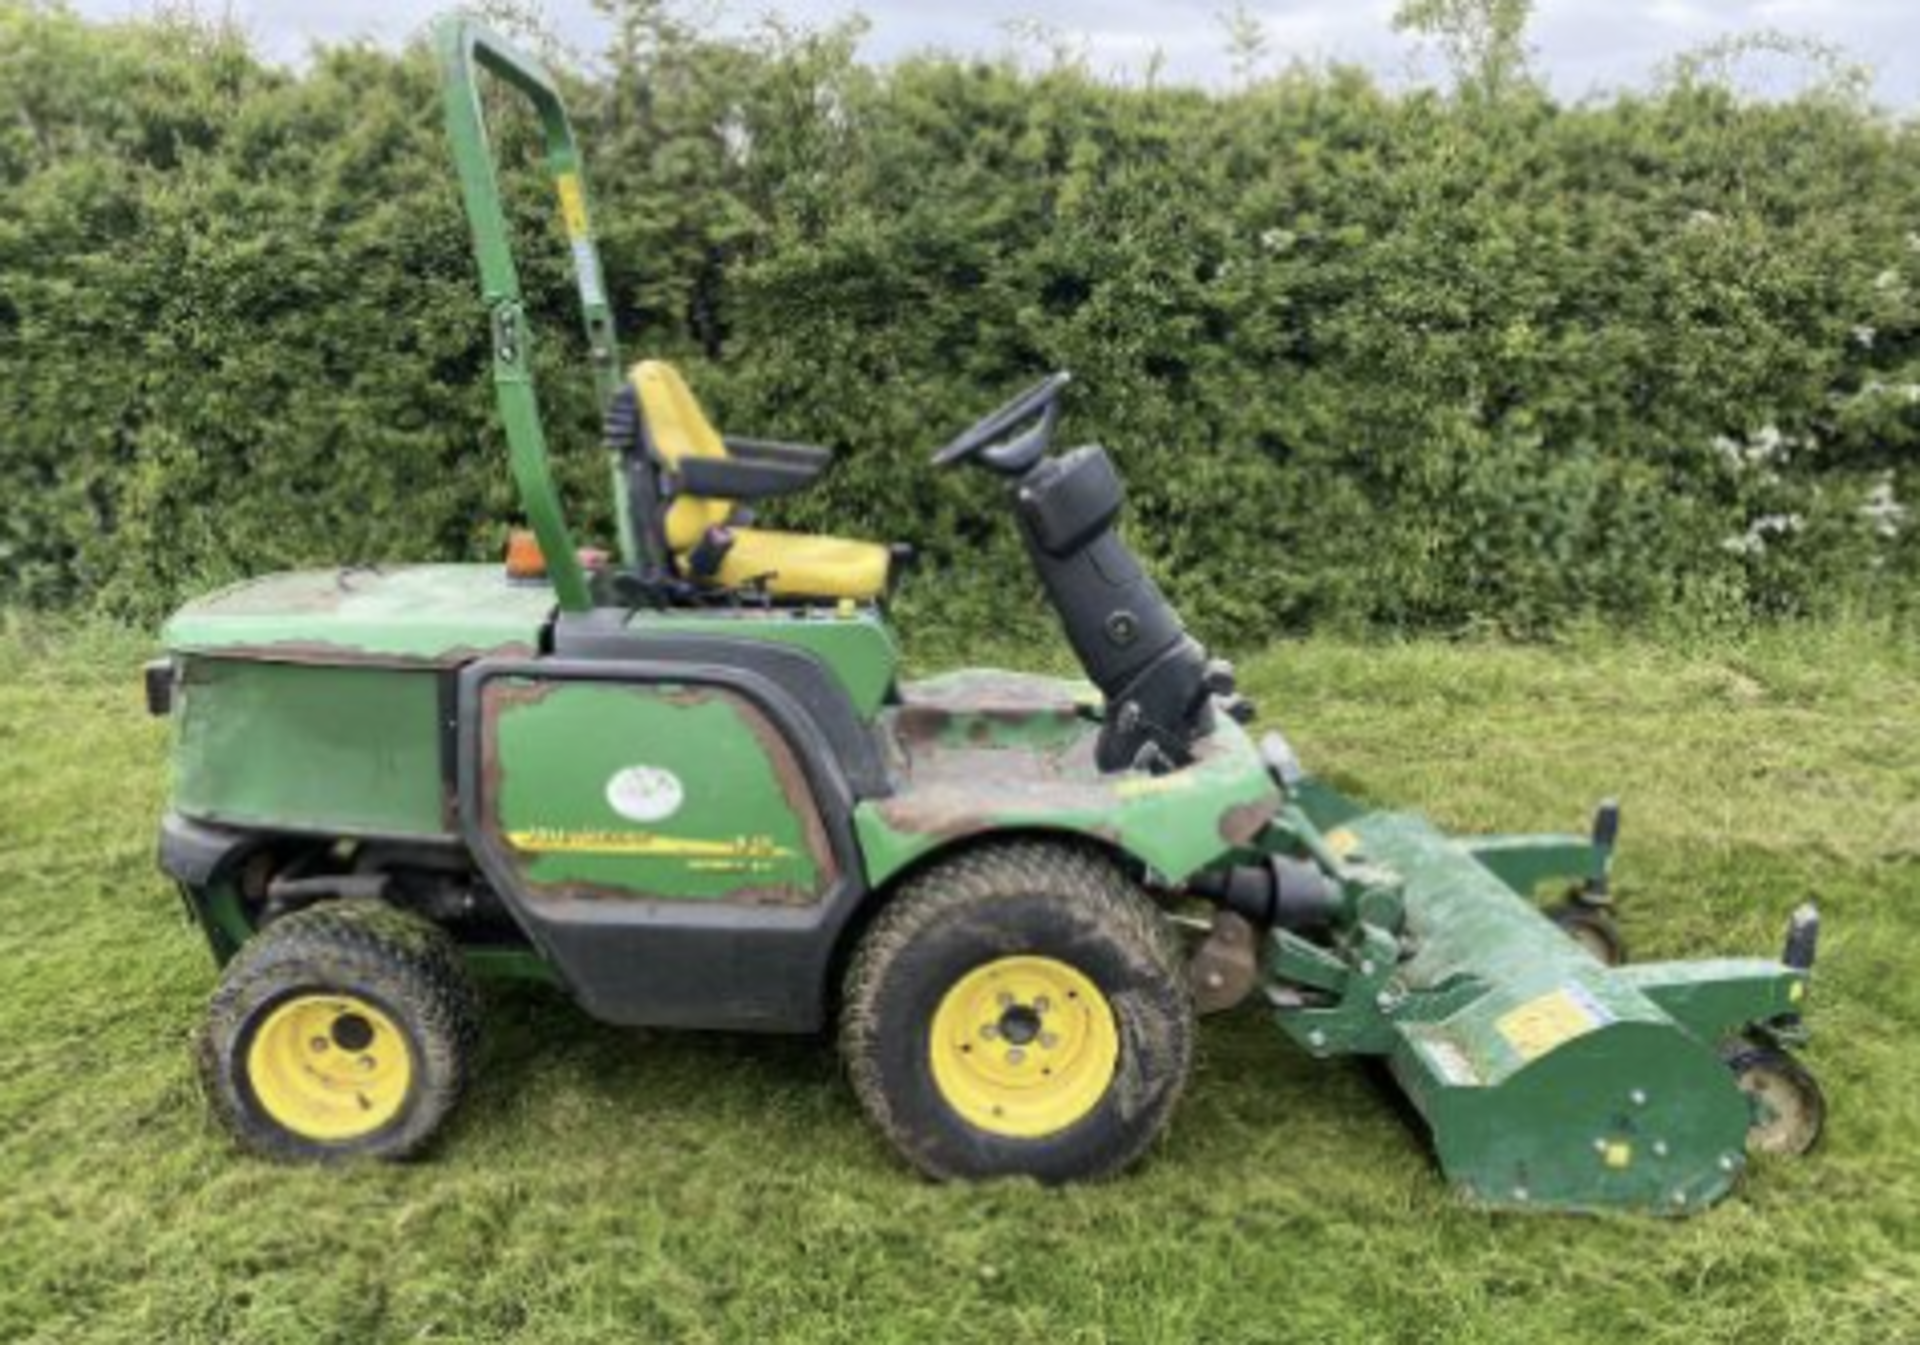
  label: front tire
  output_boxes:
[199,900,481,1163]
[841,842,1194,1183]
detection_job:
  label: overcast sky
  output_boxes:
[68,1,1920,105]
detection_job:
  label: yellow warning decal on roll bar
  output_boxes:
[556,172,589,238]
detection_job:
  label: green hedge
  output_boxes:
[2,1,1916,642]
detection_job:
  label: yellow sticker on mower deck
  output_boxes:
[1495,986,1614,1062]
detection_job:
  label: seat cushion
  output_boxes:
[699,528,891,601]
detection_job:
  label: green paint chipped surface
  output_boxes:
[164,564,554,666]
[485,678,831,902]
[857,676,1281,885]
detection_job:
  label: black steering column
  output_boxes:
[933,373,1248,772]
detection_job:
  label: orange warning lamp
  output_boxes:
[504,529,547,580]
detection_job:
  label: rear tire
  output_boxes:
[199,900,481,1163]
[841,841,1194,1183]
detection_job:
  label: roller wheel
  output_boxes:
[1723,1042,1826,1158]
[199,900,481,1163]
[841,841,1194,1183]
[1549,902,1627,966]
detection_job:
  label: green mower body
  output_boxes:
[152,13,1825,1212]
[160,567,1276,1032]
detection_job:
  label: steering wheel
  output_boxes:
[931,372,1073,475]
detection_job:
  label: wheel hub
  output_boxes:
[928,956,1119,1139]
[246,994,415,1142]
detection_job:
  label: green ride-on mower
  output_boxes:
[150,15,1826,1212]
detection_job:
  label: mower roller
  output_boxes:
[150,15,1825,1213]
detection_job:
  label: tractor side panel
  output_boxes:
[478,677,836,904]
[458,657,873,1031]
[172,657,451,839]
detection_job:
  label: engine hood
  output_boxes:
[163,564,555,668]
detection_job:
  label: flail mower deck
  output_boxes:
[148,14,1824,1214]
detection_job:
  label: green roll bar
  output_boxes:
[435,13,636,610]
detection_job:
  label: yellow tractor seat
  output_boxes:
[712,529,891,600]
[630,361,893,602]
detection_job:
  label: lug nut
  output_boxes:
[1007,1049,1025,1065]
[1038,1032,1059,1049]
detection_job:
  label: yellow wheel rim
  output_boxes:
[928,955,1119,1139]
[245,994,415,1142]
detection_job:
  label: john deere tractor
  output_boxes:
[150,15,1825,1211]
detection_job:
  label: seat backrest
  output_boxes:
[633,361,731,551]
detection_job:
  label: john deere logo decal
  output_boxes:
[605,764,684,823]
[505,829,792,864]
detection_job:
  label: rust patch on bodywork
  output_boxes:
[863,676,1284,887]
[475,678,568,847]
[870,722,1116,842]
[736,696,840,894]
[1219,796,1281,847]
[477,676,834,907]
[891,670,1092,755]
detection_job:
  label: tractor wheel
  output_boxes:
[1723,1042,1826,1158]
[1549,902,1628,967]
[841,841,1194,1183]
[199,900,481,1163]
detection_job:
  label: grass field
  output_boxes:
[2,619,1917,1344]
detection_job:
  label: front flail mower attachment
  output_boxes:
[1206,739,1823,1215]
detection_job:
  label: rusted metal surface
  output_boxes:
[855,673,1283,886]
[891,670,1091,753]
[738,690,841,890]
[1219,796,1282,847]
[164,564,555,669]
[1188,910,1259,1014]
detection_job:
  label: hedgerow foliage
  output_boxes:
[2,0,1917,640]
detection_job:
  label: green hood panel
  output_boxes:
[165,565,555,667]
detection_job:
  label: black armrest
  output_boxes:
[723,436,835,473]
[674,453,820,502]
